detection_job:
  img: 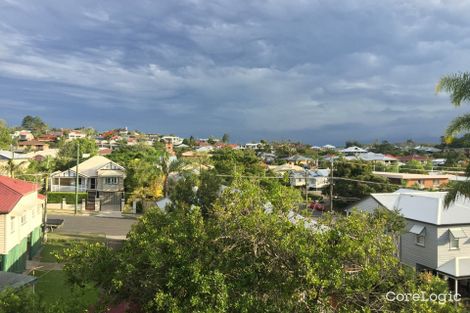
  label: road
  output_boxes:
[48,214,138,237]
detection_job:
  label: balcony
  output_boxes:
[50,185,87,192]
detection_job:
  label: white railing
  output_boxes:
[50,185,87,192]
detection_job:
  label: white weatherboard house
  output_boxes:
[50,156,126,211]
[349,189,470,297]
[0,176,44,272]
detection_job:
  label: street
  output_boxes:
[48,214,138,237]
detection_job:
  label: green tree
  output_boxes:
[402,160,427,174]
[221,133,230,143]
[436,72,470,206]
[58,180,462,312]
[211,148,264,184]
[0,120,12,149]
[21,115,48,136]
[56,138,98,170]
[327,161,397,208]
[196,170,222,217]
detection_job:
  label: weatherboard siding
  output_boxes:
[400,221,438,269]
[0,215,4,254]
[437,225,470,268]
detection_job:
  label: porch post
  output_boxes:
[454,279,459,307]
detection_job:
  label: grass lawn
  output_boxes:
[33,270,99,306]
[40,232,106,263]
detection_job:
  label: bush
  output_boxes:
[47,192,87,204]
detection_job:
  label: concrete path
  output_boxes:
[26,260,64,271]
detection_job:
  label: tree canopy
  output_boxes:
[21,115,48,136]
[56,178,462,312]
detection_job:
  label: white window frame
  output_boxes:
[416,234,425,247]
[105,177,118,185]
[21,214,27,225]
[10,217,15,233]
[449,234,459,250]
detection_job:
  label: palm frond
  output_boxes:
[445,113,470,138]
[436,72,470,107]
[444,181,470,208]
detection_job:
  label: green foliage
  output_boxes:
[222,133,230,143]
[196,170,222,217]
[169,173,198,208]
[108,144,166,194]
[438,71,470,206]
[436,72,470,107]
[0,120,12,150]
[370,140,402,155]
[47,192,87,204]
[58,179,462,312]
[328,161,397,208]
[401,160,427,174]
[56,138,98,170]
[211,148,264,184]
[21,115,48,136]
[0,288,39,313]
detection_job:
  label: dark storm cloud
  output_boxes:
[0,0,469,144]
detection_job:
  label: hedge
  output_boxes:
[47,192,87,204]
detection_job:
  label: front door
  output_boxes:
[90,178,96,189]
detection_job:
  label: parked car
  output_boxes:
[308,200,325,211]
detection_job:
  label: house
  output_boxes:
[0,176,44,272]
[12,130,34,142]
[161,136,183,146]
[241,142,262,150]
[373,171,449,189]
[289,169,330,189]
[17,140,49,151]
[283,155,313,166]
[322,144,336,150]
[0,151,30,175]
[50,156,126,211]
[348,189,470,297]
[340,146,368,155]
[268,163,305,176]
[348,152,398,165]
[397,154,428,164]
[67,131,87,140]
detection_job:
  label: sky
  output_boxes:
[0,0,469,145]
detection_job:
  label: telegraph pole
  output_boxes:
[329,158,334,211]
[74,143,80,215]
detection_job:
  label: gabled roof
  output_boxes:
[341,146,368,153]
[53,156,125,178]
[370,189,470,225]
[0,176,38,214]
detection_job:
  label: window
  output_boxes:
[450,235,459,250]
[10,217,15,233]
[105,177,118,185]
[416,234,425,246]
[21,215,26,225]
[433,179,440,186]
[448,228,466,250]
[409,224,426,247]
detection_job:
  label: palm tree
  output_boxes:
[436,72,470,206]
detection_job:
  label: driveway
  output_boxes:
[48,214,138,237]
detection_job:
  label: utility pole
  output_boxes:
[43,157,50,242]
[329,158,334,211]
[305,170,309,206]
[10,144,14,178]
[74,143,80,215]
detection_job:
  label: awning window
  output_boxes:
[409,224,425,235]
[449,228,467,239]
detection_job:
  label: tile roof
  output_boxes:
[0,176,38,214]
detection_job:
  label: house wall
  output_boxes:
[403,178,449,189]
[0,215,4,254]
[436,225,470,268]
[1,193,43,255]
[97,177,125,192]
[400,221,438,269]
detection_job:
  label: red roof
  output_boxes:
[0,176,38,214]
